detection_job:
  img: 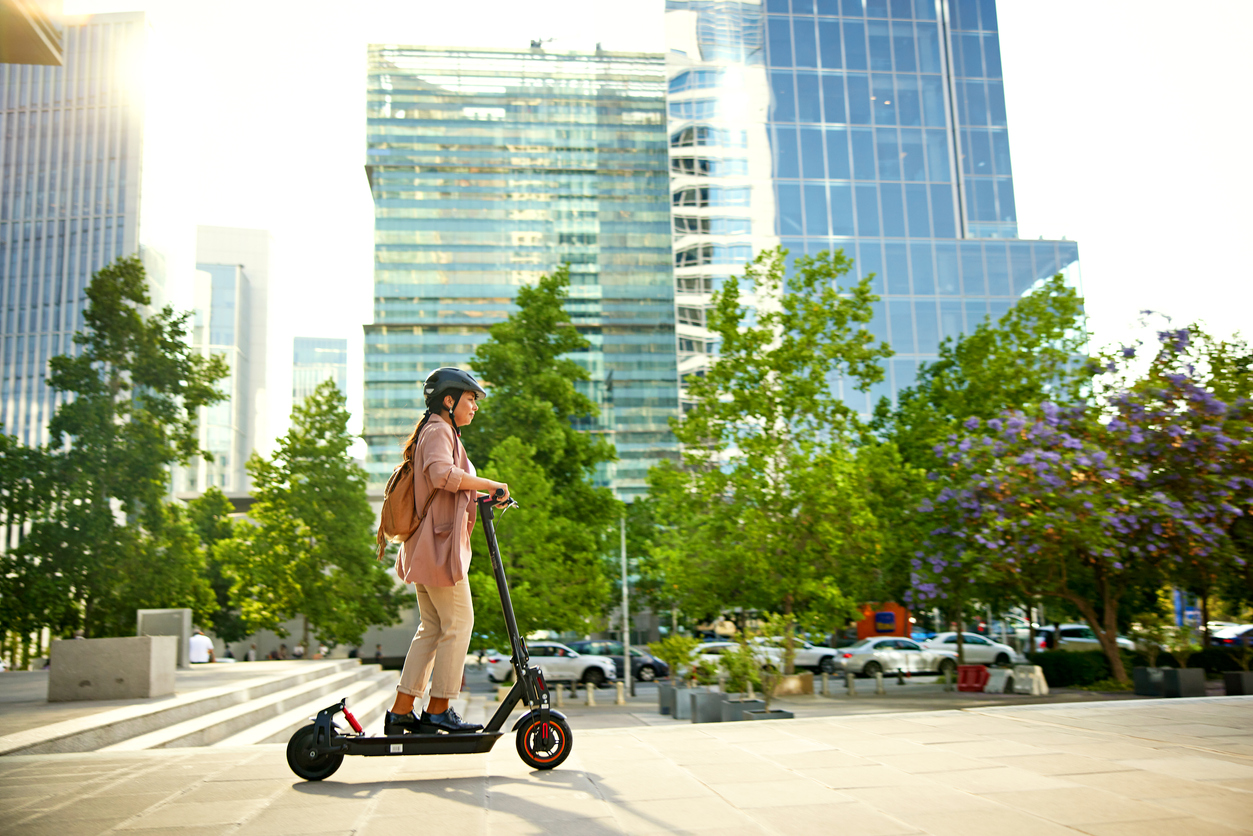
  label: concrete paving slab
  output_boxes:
[2,699,1252,835]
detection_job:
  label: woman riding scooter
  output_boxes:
[384,368,510,735]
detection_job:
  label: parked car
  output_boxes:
[485,641,617,686]
[1212,625,1253,648]
[566,640,670,682]
[694,641,772,670]
[834,637,958,677]
[920,632,1025,666]
[749,637,842,674]
[1033,624,1135,652]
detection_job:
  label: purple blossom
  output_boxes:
[964,416,981,430]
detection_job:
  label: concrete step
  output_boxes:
[214,669,398,746]
[102,663,386,751]
[0,659,366,756]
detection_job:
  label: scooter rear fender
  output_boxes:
[511,708,569,732]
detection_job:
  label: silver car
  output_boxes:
[486,641,617,686]
[836,637,958,677]
[920,632,1026,666]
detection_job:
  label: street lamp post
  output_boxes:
[621,511,633,697]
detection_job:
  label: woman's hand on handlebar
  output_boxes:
[487,482,510,505]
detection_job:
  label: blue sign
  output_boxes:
[874,611,896,633]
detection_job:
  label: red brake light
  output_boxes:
[487,656,500,663]
[842,653,853,659]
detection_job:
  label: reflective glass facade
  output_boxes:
[365,46,679,498]
[0,14,147,446]
[293,336,347,407]
[185,264,250,492]
[667,0,1080,410]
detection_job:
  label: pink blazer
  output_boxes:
[394,420,477,587]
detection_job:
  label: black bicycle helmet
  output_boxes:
[423,367,486,405]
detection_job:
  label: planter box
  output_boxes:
[674,686,702,720]
[1162,667,1206,698]
[49,636,177,702]
[690,691,725,724]
[1133,666,1166,697]
[1224,671,1253,696]
[658,683,674,715]
[721,698,764,722]
[743,709,794,721]
[773,671,814,696]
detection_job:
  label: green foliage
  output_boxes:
[217,380,402,648]
[649,248,888,648]
[467,437,611,650]
[4,255,229,638]
[186,488,248,643]
[1129,612,1171,668]
[872,275,1089,469]
[1026,650,1111,687]
[647,634,700,682]
[457,263,617,639]
[718,638,763,695]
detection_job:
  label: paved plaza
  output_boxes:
[3,696,1253,835]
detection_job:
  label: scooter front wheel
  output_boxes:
[515,715,572,770]
[286,724,344,781]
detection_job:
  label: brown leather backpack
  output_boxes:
[376,459,437,561]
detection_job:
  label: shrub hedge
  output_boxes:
[1026,650,1110,687]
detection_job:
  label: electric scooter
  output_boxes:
[285,490,571,781]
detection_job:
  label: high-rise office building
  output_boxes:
[175,226,270,495]
[666,0,1080,410]
[293,337,347,408]
[364,45,679,498]
[0,12,192,446]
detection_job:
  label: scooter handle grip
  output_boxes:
[493,488,505,499]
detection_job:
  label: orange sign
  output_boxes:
[854,602,911,640]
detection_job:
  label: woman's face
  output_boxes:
[444,391,479,426]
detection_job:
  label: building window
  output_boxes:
[672,186,752,208]
[670,125,749,148]
[677,306,706,327]
[669,69,725,94]
[676,275,714,293]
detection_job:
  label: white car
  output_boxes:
[751,637,841,674]
[695,641,776,671]
[485,641,617,687]
[1034,624,1135,652]
[835,637,958,677]
[920,632,1026,666]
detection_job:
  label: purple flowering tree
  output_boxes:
[909,326,1253,681]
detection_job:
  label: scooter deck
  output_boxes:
[339,731,504,757]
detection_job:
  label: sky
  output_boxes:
[61,0,1253,449]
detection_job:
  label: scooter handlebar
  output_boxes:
[479,489,519,509]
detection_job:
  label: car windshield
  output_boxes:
[846,639,874,649]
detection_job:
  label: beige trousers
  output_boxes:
[396,579,474,700]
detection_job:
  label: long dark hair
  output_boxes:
[400,390,465,466]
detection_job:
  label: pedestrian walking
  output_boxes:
[384,368,510,735]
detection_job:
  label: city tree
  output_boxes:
[217,380,403,650]
[648,248,892,669]
[9,255,227,638]
[459,264,618,641]
[909,326,1253,681]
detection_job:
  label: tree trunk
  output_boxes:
[301,616,310,659]
[1200,593,1211,648]
[782,593,795,674]
[954,608,965,665]
[1068,594,1128,683]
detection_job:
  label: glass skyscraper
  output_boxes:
[364,45,679,499]
[667,0,1080,411]
[0,12,192,447]
[293,337,347,407]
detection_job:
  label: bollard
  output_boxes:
[874,671,885,695]
[943,667,953,692]
[615,680,625,705]
[586,682,596,706]
[845,670,856,697]
[896,669,906,686]
[554,683,564,707]
[821,672,829,696]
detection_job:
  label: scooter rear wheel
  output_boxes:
[515,716,572,770]
[286,724,344,781]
